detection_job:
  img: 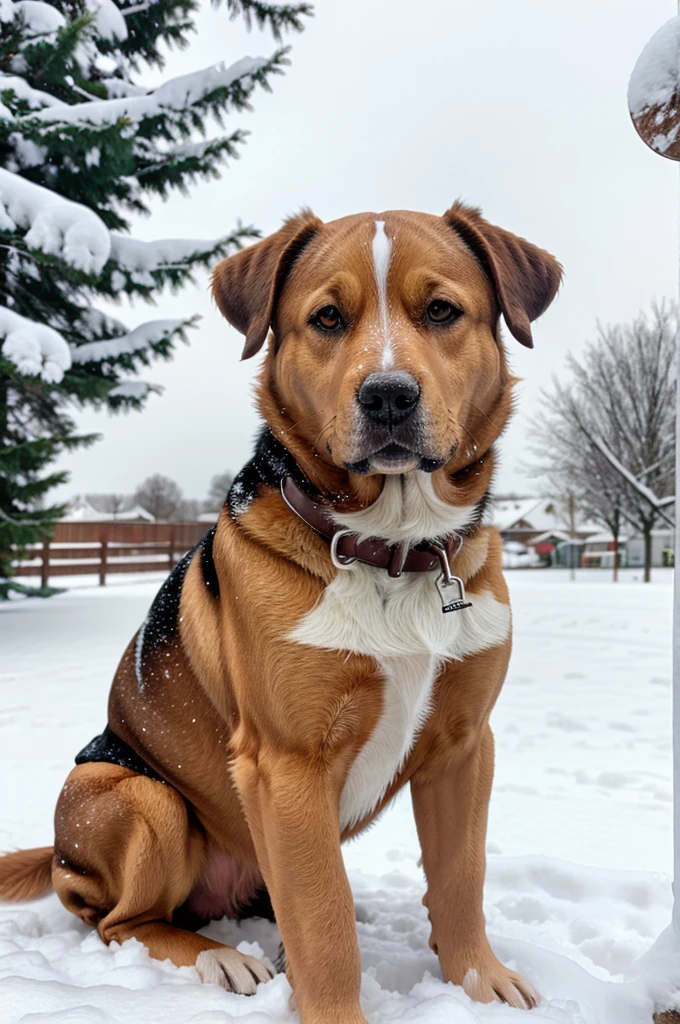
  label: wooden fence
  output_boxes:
[12,520,211,587]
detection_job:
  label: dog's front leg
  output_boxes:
[411,690,540,1009]
[233,751,367,1024]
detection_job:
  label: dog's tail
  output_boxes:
[0,847,54,901]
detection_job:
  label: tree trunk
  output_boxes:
[569,493,576,582]
[612,527,619,583]
[643,523,653,583]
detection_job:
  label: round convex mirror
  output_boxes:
[629,15,680,161]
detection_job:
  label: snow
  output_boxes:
[0,306,71,382]
[110,234,219,272]
[0,569,677,1021]
[0,168,110,274]
[99,79,148,100]
[31,56,269,129]
[592,436,672,517]
[7,0,65,38]
[84,0,127,44]
[491,498,545,533]
[70,318,188,364]
[7,132,47,170]
[0,76,66,114]
[628,15,680,118]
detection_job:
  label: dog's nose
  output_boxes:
[357,371,421,426]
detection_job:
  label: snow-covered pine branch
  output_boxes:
[70,316,196,367]
[0,164,254,293]
[0,305,71,382]
[1,308,196,387]
[27,54,276,129]
[134,130,248,185]
[1,0,66,41]
[0,166,111,273]
[103,224,257,295]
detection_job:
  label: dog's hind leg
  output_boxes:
[52,762,272,995]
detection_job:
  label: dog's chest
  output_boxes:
[290,564,510,829]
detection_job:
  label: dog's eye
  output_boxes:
[311,305,344,332]
[426,300,460,325]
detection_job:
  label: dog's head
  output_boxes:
[212,204,561,482]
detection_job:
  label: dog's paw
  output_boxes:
[462,963,540,1010]
[196,946,273,995]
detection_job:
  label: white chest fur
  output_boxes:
[289,473,511,830]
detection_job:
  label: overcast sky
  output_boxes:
[55,0,679,503]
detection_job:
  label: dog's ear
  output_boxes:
[443,201,562,348]
[212,210,323,360]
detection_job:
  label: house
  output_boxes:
[626,527,675,568]
[490,497,557,544]
[62,495,155,523]
[581,531,626,569]
[490,497,602,567]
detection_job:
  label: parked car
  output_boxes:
[502,541,542,569]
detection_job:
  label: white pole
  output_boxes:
[674,55,680,929]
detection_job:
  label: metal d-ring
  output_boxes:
[330,529,358,570]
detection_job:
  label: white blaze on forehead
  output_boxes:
[371,219,394,370]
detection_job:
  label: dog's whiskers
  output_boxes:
[313,415,337,452]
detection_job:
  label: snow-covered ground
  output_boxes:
[0,568,676,1022]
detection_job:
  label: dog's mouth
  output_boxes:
[345,443,448,476]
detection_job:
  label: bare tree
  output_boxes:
[134,474,184,522]
[205,471,233,512]
[529,302,676,582]
[529,398,628,580]
[180,498,203,520]
[87,493,128,518]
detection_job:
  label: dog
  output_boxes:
[0,203,561,1023]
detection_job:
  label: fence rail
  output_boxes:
[12,521,211,587]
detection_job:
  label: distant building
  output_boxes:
[490,496,602,568]
[62,495,154,523]
[626,527,675,568]
[581,531,626,569]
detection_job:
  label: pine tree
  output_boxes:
[0,0,310,597]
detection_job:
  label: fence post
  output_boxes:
[99,528,108,586]
[41,539,49,589]
[168,526,175,572]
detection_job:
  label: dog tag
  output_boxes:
[435,574,472,614]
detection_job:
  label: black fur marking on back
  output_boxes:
[227,426,312,521]
[200,526,220,598]
[76,725,166,784]
[135,539,201,691]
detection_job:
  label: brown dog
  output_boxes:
[0,203,561,1023]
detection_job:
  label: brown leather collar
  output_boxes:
[280,475,464,578]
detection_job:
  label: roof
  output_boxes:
[490,498,545,532]
[490,497,604,538]
[528,529,571,545]
[584,531,628,545]
[61,495,154,522]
